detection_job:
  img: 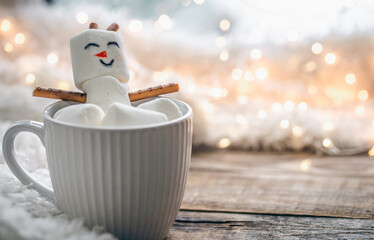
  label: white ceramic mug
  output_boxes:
[2,97,193,240]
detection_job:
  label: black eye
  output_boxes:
[107,41,120,48]
[84,43,100,50]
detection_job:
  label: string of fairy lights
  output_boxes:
[1,0,374,162]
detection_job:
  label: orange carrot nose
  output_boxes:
[95,51,107,58]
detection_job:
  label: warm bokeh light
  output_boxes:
[158,15,173,30]
[57,81,70,90]
[128,20,143,33]
[257,109,267,119]
[272,102,282,113]
[217,137,231,148]
[311,42,323,54]
[303,61,316,72]
[237,95,247,104]
[358,89,368,101]
[153,71,169,82]
[4,43,13,53]
[292,126,303,137]
[219,49,229,61]
[193,0,205,5]
[219,19,230,31]
[322,121,334,132]
[322,138,333,148]
[255,68,267,80]
[25,73,35,85]
[208,87,228,99]
[345,73,356,85]
[215,36,226,48]
[231,68,243,80]
[298,102,308,111]
[280,119,290,129]
[250,48,262,60]
[284,100,295,111]
[1,19,11,32]
[236,114,247,125]
[14,33,25,45]
[244,70,254,81]
[47,53,58,64]
[354,105,365,116]
[128,69,135,81]
[325,53,336,64]
[75,12,88,24]
[308,86,317,95]
[181,0,191,6]
[300,158,311,172]
[368,146,374,157]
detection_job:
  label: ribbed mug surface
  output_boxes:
[43,99,193,240]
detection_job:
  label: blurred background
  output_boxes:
[1,0,374,159]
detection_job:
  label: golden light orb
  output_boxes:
[4,43,13,53]
[280,119,290,129]
[354,105,365,116]
[215,36,226,48]
[14,33,25,45]
[311,42,323,55]
[322,121,334,132]
[158,15,173,30]
[75,12,88,24]
[345,73,356,85]
[292,126,303,137]
[322,138,333,148]
[217,138,231,148]
[128,20,143,33]
[358,89,368,101]
[325,53,336,65]
[231,68,243,80]
[284,100,295,111]
[300,158,311,172]
[250,48,262,60]
[219,49,229,61]
[47,53,58,64]
[25,73,35,85]
[255,68,267,80]
[257,109,267,119]
[1,19,11,32]
[219,19,230,32]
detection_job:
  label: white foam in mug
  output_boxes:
[2,98,193,240]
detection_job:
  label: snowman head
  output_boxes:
[70,23,130,90]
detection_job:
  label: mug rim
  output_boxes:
[43,97,192,131]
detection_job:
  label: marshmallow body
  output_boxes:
[138,98,183,121]
[102,103,168,127]
[83,76,130,112]
[70,29,130,90]
[54,103,104,126]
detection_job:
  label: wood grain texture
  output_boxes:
[168,211,374,239]
[181,151,374,218]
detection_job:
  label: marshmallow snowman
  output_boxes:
[55,23,182,126]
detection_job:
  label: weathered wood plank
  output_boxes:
[168,210,374,239]
[181,151,374,218]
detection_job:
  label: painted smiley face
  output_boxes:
[84,41,120,67]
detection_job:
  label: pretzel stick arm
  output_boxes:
[32,83,179,103]
[33,87,87,103]
[129,83,179,101]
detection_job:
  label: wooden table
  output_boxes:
[168,151,374,239]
